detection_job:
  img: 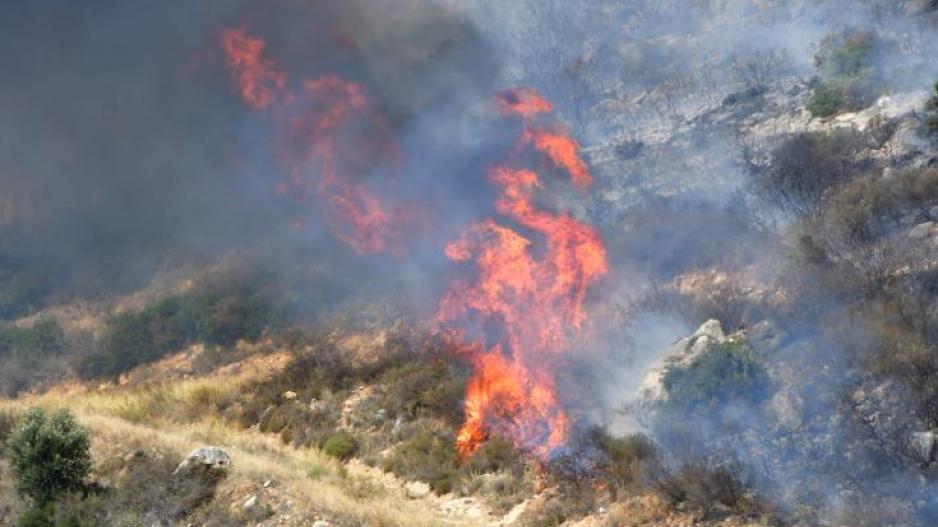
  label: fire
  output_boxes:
[440,89,606,458]
[220,28,285,110]
[220,28,417,254]
[524,128,592,188]
[496,89,592,188]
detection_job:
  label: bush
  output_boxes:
[0,319,65,362]
[323,432,358,461]
[927,81,938,134]
[662,341,770,413]
[6,408,92,507]
[807,81,847,118]
[381,426,461,494]
[808,30,880,117]
[592,430,657,498]
[79,270,284,378]
[749,129,868,220]
[654,463,763,519]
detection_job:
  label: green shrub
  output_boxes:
[323,432,358,461]
[808,30,881,117]
[807,81,847,118]
[16,505,55,527]
[0,319,65,362]
[381,426,461,494]
[6,408,92,507]
[663,341,770,413]
[78,270,284,378]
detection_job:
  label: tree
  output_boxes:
[749,130,867,221]
[6,408,92,507]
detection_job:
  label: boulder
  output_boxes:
[242,494,257,511]
[909,431,937,464]
[637,319,727,403]
[909,221,935,240]
[405,481,431,499]
[173,446,231,476]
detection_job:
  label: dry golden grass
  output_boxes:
[0,360,485,527]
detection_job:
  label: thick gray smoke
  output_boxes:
[4,1,938,523]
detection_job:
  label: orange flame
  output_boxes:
[220,27,285,110]
[523,128,592,188]
[440,89,605,458]
[220,28,418,254]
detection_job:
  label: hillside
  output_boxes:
[3,1,938,526]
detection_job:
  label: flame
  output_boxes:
[220,27,285,110]
[440,89,606,458]
[495,88,554,119]
[220,28,418,254]
[523,128,592,188]
[496,89,592,188]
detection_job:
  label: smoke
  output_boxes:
[4,0,938,522]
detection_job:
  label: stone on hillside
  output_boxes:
[173,446,231,476]
[405,481,431,499]
[909,431,937,463]
[637,319,727,403]
[909,221,935,240]
[312,520,333,527]
[242,494,257,511]
[282,390,298,401]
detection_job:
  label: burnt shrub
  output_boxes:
[749,129,868,220]
[662,341,770,413]
[592,430,657,498]
[653,462,764,520]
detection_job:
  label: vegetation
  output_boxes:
[927,81,938,134]
[6,408,91,508]
[78,270,284,379]
[654,463,768,520]
[749,129,868,220]
[0,320,65,363]
[808,30,881,117]
[323,432,359,460]
[662,341,770,413]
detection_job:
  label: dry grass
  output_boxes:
[0,373,485,527]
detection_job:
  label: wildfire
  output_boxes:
[440,89,606,458]
[220,29,603,459]
[220,28,417,254]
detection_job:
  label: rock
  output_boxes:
[242,495,258,511]
[173,446,231,476]
[769,389,804,430]
[391,416,405,437]
[637,319,727,402]
[282,391,298,401]
[439,497,485,518]
[263,479,275,488]
[909,431,937,463]
[405,481,431,499]
[909,221,935,240]
[312,521,333,527]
